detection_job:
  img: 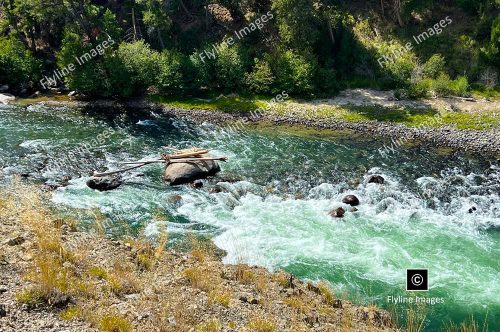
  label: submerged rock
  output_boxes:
[191,179,204,188]
[342,194,360,206]
[164,157,220,186]
[368,175,385,184]
[86,175,122,191]
[209,186,223,194]
[167,195,183,204]
[329,207,345,218]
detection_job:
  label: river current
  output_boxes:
[0,104,498,330]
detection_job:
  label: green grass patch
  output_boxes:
[284,105,499,130]
[470,85,500,100]
[149,94,268,113]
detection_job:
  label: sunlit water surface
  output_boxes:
[0,104,498,330]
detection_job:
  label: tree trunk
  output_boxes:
[393,0,404,27]
[157,28,165,48]
[326,19,335,46]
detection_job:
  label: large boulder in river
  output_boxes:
[342,195,360,206]
[86,175,122,191]
[368,175,385,184]
[164,157,220,186]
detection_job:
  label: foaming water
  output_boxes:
[0,104,498,329]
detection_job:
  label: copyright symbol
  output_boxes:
[411,274,423,287]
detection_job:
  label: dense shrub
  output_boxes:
[406,74,469,98]
[422,54,446,79]
[214,44,246,91]
[115,41,158,95]
[245,58,275,94]
[448,75,469,96]
[190,49,217,90]
[0,37,40,89]
[155,50,185,95]
[406,79,432,98]
[57,31,112,96]
[315,67,341,95]
[272,50,317,95]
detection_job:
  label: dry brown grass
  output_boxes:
[247,317,276,332]
[442,315,489,332]
[0,180,400,332]
[195,318,222,332]
[208,288,231,307]
[283,295,310,314]
[235,264,257,284]
[317,281,335,305]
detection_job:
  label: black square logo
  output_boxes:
[406,269,428,291]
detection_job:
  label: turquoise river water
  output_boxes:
[0,104,498,330]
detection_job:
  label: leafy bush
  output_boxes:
[406,74,469,98]
[245,58,275,94]
[422,54,446,79]
[115,41,158,96]
[190,49,217,90]
[449,75,469,96]
[155,50,185,95]
[406,79,432,99]
[272,50,317,95]
[214,44,246,91]
[57,31,111,96]
[316,67,341,95]
[0,37,40,89]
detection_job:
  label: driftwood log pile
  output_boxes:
[87,147,226,190]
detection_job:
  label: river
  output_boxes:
[0,103,498,330]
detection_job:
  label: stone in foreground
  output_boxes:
[86,175,123,191]
[329,207,345,218]
[342,194,360,206]
[368,175,385,184]
[164,157,220,186]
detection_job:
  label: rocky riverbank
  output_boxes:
[161,106,500,156]
[8,93,499,157]
[0,181,397,332]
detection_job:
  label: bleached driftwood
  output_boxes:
[92,148,226,177]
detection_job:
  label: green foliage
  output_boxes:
[0,36,40,88]
[57,30,114,96]
[271,0,318,50]
[0,0,497,98]
[272,50,317,95]
[116,41,158,95]
[481,15,500,66]
[214,44,246,91]
[155,50,186,95]
[406,74,469,98]
[422,54,446,79]
[245,58,275,93]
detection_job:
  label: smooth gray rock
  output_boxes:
[164,158,220,186]
[86,175,122,191]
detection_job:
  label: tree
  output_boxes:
[271,0,318,51]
